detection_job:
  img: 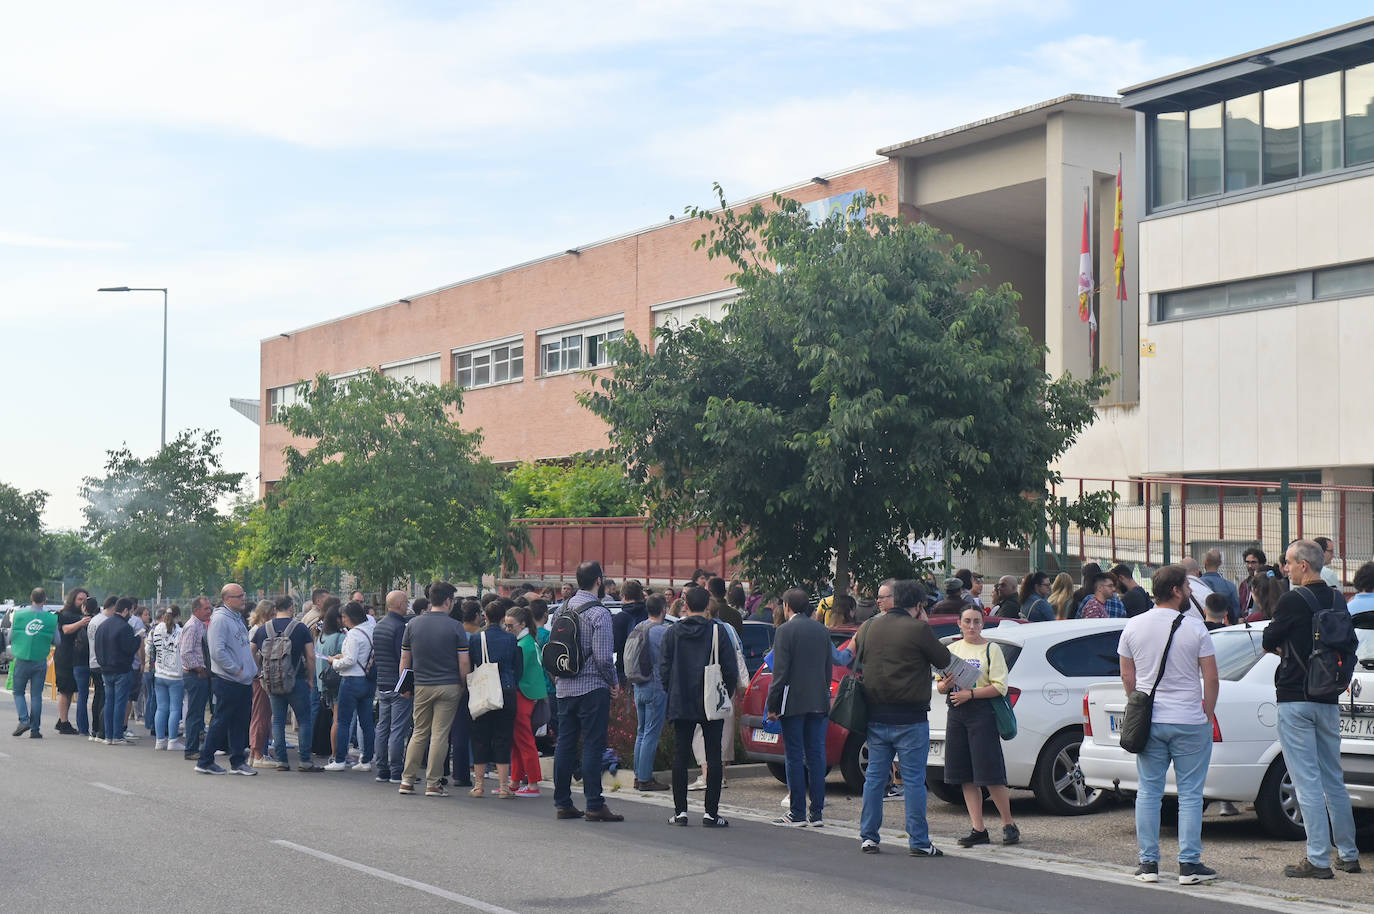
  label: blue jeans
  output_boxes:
[73,665,91,734]
[1135,721,1213,864]
[781,712,828,821]
[183,673,210,754]
[153,676,185,741]
[375,691,413,779]
[12,659,48,733]
[633,683,667,782]
[554,688,610,811]
[270,677,316,765]
[199,677,251,768]
[860,720,931,849]
[333,677,375,764]
[143,670,157,731]
[101,671,132,741]
[1277,702,1359,868]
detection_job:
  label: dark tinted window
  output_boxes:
[1045,631,1123,677]
[740,624,772,659]
[1210,630,1265,681]
[988,640,1022,672]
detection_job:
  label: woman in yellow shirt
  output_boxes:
[936,607,1020,847]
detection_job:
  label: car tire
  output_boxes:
[840,732,868,793]
[1255,758,1306,841]
[767,762,788,784]
[1032,728,1109,816]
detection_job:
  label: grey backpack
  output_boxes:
[260,619,301,695]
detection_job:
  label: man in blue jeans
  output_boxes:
[1119,564,1220,885]
[1263,539,1361,878]
[179,597,213,760]
[767,587,834,826]
[630,594,670,791]
[196,584,258,775]
[252,595,320,772]
[94,597,140,745]
[372,590,412,784]
[856,579,951,855]
[10,588,60,738]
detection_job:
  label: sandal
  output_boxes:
[470,785,484,797]
[498,787,515,799]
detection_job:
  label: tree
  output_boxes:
[264,370,500,589]
[43,530,102,589]
[502,455,640,519]
[80,430,245,599]
[0,482,47,602]
[581,187,1112,595]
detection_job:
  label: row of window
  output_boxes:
[1155,259,1374,322]
[1151,61,1374,209]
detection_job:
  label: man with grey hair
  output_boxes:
[1179,558,1212,622]
[179,596,213,759]
[1262,539,1360,878]
[1199,550,1240,624]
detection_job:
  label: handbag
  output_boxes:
[703,623,732,721]
[467,631,505,719]
[985,643,1017,740]
[828,619,871,734]
[1118,613,1184,754]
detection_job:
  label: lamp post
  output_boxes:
[98,285,169,604]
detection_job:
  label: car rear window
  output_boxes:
[988,640,1021,671]
[1045,631,1123,678]
[1210,629,1267,681]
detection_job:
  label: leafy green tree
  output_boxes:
[502,455,640,519]
[0,482,47,602]
[43,529,102,589]
[581,187,1111,595]
[264,370,500,589]
[80,430,245,599]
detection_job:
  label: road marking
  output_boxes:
[0,751,10,758]
[89,782,131,796]
[273,840,524,914]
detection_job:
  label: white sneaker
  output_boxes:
[353,762,373,773]
[323,761,348,771]
[123,731,140,740]
[167,739,186,751]
[688,777,707,791]
[155,739,168,751]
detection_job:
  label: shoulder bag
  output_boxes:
[468,631,505,719]
[703,623,733,721]
[986,643,1017,741]
[1118,613,1184,754]
[828,618,870,734]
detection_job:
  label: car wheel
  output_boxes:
[840,732,868,793]
[767,762,788,784]
[1032,728,1109,816]
[1255,758,1305,841]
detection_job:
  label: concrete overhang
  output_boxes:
[878,94,1127,161]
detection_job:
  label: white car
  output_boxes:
[926,619,1128,816]
[1079,617,1374,840]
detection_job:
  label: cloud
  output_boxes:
[0,231,124,250]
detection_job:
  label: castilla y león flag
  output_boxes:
[1077,198,1094,335]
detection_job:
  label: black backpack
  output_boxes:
[1292,586,1359,699]
[542,600,600,679]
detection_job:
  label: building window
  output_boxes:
[1262,82,1300,184]
[586,328,624,367]
[380,354,441,386]
[1224,93,1261,191]
[1314,261,1374,299]
[1152,111,1187,208]
[452,337,523,390]
[1303,72,1342,176]
[1188,103,1222,199]
[537,315,624,376]
[1346,62,1374,167]
[1155,260,1374,322]
[653,290,737,330]
[266,384,299,423]
[541,334,581,375]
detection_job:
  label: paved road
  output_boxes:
[0,732,1292,914]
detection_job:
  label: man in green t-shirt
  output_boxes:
[12,587,60,738]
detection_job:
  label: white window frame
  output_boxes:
[651,289,738,330]
[266,383,302,423]
[537,314,624,376]
[452,335,524,390]
[379,353,442,386]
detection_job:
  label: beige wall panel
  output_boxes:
[1337,176,1374,264]
[1295,299,1340,466]
[1144,320,1184,472]
[1217,200,1259,282]
[1295,183,1341,270]
[1146,217,1183,292]
[1338,295,1374,463]
[1254,307,1299,469]
[1254,193,1298,275]
[1178,317,1222,472]
[1216,313,1259,468]
[1179,209,1220,288]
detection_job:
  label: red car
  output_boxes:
[738,611,1022,791]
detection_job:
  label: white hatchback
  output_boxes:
[1079,617,1374,840]
[926,619,1128,816]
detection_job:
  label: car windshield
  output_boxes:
[740,625,771,655]
[1209,629,1267,681]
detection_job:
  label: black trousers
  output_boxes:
[673,718,723,817]
[91,672,106,738]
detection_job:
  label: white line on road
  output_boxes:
[0,751,10,758]
[273,839,524,914]
[89,782,131,795]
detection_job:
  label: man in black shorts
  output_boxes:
[54,588,90,734]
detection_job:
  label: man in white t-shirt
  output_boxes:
[1118,564,1219,886]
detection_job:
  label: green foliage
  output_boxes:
[502,456,640,519]
[80,430,246,597]
[42,529,101,588]
[581,185,1110,594]
[264,370,501,588]
[0,482,48,602]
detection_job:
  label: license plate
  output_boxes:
[1108,713,1123,733]
[1339,715,1374,739]
[929,740,943,759]
[752,728,779,745]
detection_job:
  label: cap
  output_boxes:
[943,577,963,594]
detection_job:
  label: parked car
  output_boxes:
[738,611,1021,792]
[1079,615,1374,840]
[739,620,775,678]
[926,618,1129,815]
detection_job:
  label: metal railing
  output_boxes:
[512,517,740,585]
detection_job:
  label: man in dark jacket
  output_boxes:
[371,590,412,783]
[856,579,952,856]
[707,577,745,636]
[993,576,1021,619]
[766,587,834,827]
[660,586,738,828]
[613,580,648,684]
[1110,564,1153,617]
[94,597,140,745]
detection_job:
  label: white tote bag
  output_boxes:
[467,631,505,719]
[703,623,732,721]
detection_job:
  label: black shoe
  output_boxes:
[668,812,688,826]
[957,829,990,847]
[702,814,729,828]
[1335,857,1362,874]
[585,806,624,823]
[1002,823,1021,845]
[56,721,77,735]
[1178,862,1218,885]
[555,807,585,820]
[636,779,668,792]
[29,731,41,739]
[12,723,29,737]
[1134,862,1159,883]
[908,844,944,858]
[1284,858,1333,880]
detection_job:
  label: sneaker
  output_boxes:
[398,782,415,795]
[861,839,880,854]
[155,739,167,751]
[702,814,729,828]
[167,739,185,751]
[771,813,807,828]
[277,763,291,772]
[515,786,541,798]
[1178,862,1217,885]
[56,721,78,735]
[123,730,139,740]
[808,816,824,828]
[12,723,29,737]
[909,844,944,858]
[297,764,324,773]
[108,738,128,746]
[29,731,42,739]
[425,787,449,797]
[958,828,990,848]
[688,777,707,791]
[1284,858,1333,880]
[231,764,258,776]
[668,812,689,826]
[251,757,276,769]
[1335,857,1362,874]
[195,763,227,775]
[780,795,791,808]
[354,762,373,773]
[1216,800,1241,816]
[1002,823,1021,846]
[323,761,348,771]
[1134,862,1159,883]
[390,777,403,784]
[88,734,98,742]
[884,783,903,801]
[376,774,390,783]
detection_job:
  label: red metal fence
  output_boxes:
[513,517,741,585]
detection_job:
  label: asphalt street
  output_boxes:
[0,728,1297,914]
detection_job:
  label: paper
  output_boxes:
[941,655,981,691]
[392,668,414,695]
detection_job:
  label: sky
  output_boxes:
[1,1,1368,531]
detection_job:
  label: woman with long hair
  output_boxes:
[1245,569,1286,622]
[1018,572,1053,622]
[248,599,275,768]
[151,606,184,750]
[505,604,546,797]
[1048,573,1076,620]
[71,596,99,736]
[314,600,345,764]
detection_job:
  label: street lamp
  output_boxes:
[98,286,168,449]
